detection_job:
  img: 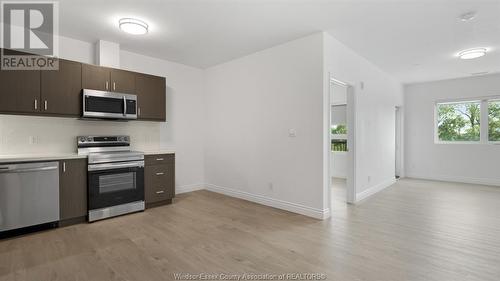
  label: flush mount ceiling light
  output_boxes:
[119,18,148,35]
[459,11,476,21]
[471,71,489,76]
[457,48,487,59]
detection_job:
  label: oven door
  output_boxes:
[88,161,144,210]
[83,89,137,120]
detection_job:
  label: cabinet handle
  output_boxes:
[156,158,164,161]
[156,172,164,176]
[156,190,165,194]
[105,81,109,90]
[113,82,116,91]
[44,100,47,111]
[34,99,37,110]
[63,162,66,173]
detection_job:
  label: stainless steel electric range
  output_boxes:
[77,136,145,222]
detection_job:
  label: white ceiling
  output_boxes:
[58,0,500,84]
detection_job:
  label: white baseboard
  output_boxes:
[356,177,396,203]
[406,174,500,187]
[205,184,330,220]
[176,183,205,194]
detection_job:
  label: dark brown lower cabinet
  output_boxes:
[145,154,175,208]
[59,158,87,225]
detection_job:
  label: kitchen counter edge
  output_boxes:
[0,151,175,164]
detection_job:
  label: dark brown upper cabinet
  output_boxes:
[82,64,111,91]
[83,64,136,95]
[0,49,166,121]
[41,59,82,116]
[135,73,166,121]
[0,68,41,114]
[59,158,87,221]
[110,69,136,94]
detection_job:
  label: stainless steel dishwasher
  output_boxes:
[0,161,60,232]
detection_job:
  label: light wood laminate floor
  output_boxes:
[1,178,500,281]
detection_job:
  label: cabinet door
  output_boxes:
[0,68,40,114]
[135,73,166,121]
[110,69,135,94]
[41,59,82,116]
[60,159,87,220]
[82,64,110,91]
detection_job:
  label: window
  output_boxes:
[331,125,347,152]
[436,101,481,142]
[489,100,500,142]
[331,139,348,151]
[435,98,500,143]
[331,105,347,151]
[331,124,347,135]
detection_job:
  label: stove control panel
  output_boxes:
[77,135,130,148]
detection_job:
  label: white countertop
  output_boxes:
[0,150,175,164]
[143,150,176,155]
[0,153,87,164]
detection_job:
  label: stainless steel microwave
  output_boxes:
[82,89,137,120]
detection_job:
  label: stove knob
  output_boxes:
[79,136,86,142]
[86,137,93,142]
[118,136,124,142]
[124,136,129,142]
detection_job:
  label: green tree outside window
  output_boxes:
[437,102,480,142]
[489,101,500,141]
[331,125,347,135]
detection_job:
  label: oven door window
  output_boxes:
[88,167,144,210]
[99,172,136,194]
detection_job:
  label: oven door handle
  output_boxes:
[88,161,144,171]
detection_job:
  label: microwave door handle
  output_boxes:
[123,96,127,116]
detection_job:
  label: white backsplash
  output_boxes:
[0,115,162,155]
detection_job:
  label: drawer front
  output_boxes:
[145,163,175,203]
[146,185,171,203]
[146,164,173,187]
[145,154,174,166]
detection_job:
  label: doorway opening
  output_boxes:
[328,76,355,210]
[395,106,402,179]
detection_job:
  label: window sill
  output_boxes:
[331,134,347,140]
[331,151,348,154]
[435,141,500,145]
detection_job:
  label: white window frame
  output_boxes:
[434,96,500,145]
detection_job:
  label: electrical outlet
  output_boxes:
[367,175,371,182]
[268,182,274,191]
[288,129,297,137]
[29,136,36,144]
